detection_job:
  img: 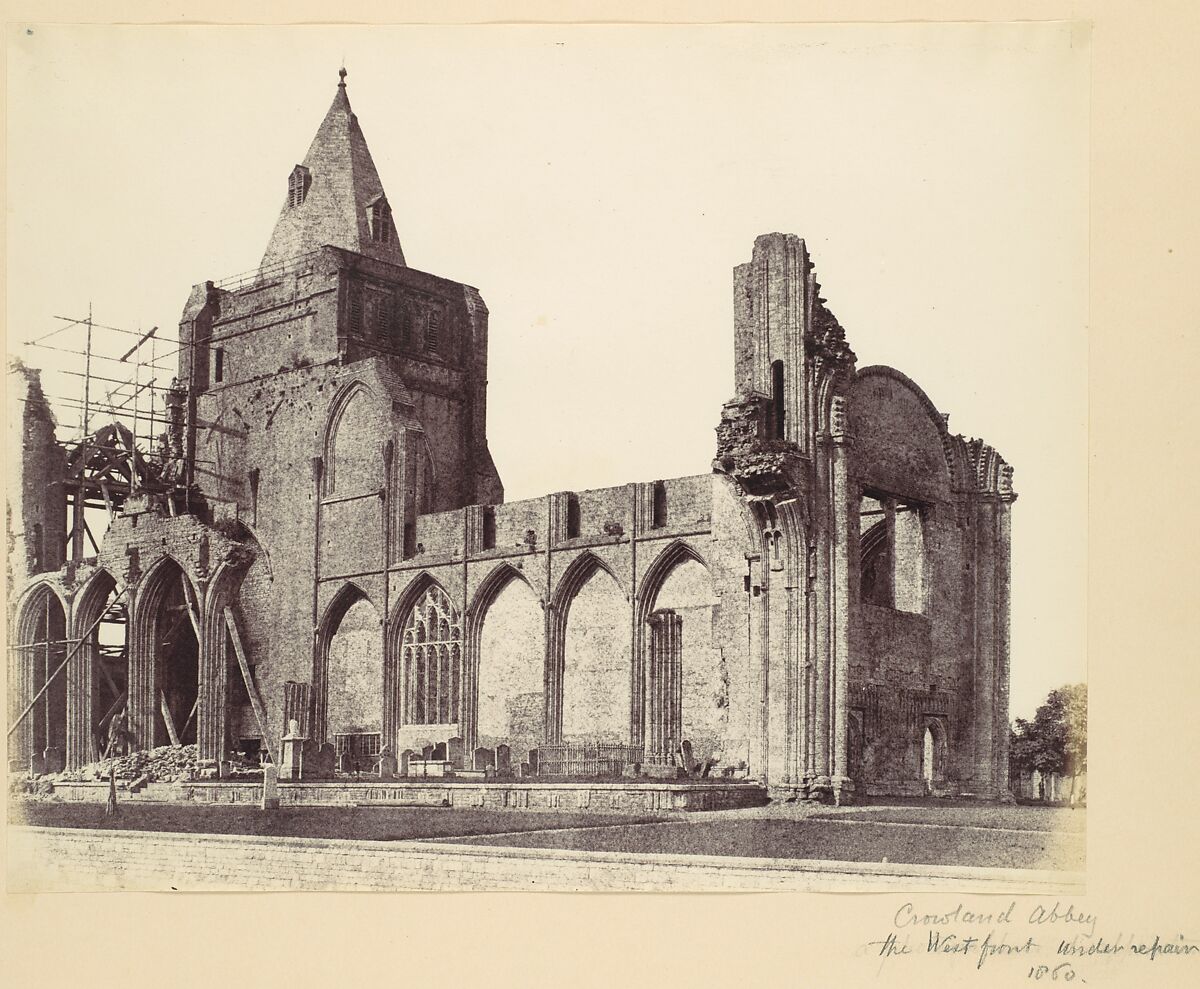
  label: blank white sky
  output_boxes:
[5,22,1088,722]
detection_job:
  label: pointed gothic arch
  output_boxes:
[11,581,69,772]
[547,552,630,745]
[72,567,124,768]
[382,574,463,750]
[127,556,202,751]
[313,581,376,746]
[465,563,543,753]
[632,540,720,761]
[321,379,377,497]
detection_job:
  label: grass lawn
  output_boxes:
[433,811,1086,872]
[811,801,1087,833]
[11,799,1085,872]
[9,801,656,841]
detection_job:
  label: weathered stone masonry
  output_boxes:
[7,74,1016,800]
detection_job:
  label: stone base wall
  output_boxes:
[47,779,768,815]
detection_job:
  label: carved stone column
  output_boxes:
[810,448,832,799]
[972,497,998,791]
[544,602,563,743]
[829,400,854,804]
[993,494,1015,793]
[647,609,683,761]
[65,602,93,770]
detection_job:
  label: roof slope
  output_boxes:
[261,70,406,268]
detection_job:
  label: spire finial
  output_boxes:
[338,66,347,88]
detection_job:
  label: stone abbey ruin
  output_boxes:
[7,72,1016,804]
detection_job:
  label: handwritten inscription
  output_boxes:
[863,900,1197,981]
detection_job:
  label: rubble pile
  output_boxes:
[59,744,201,783]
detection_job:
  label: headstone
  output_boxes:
[312,742,336,777]
[447,736,465,770]
[431,741,447,761]
[339,749,354,773]
[260,763,279,810]
[398,749,415,777]
[279,718,307,781]
[519,762,531,778]
[527,748,539,776]
[495,744,511,775]
[378,746,397,779]
[42,746,65,775]
[679,739,697,774]
[421,744,435,761]
[474,747,495,772]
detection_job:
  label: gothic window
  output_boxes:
[402,585,462,725]
[370,199,394,244]
[287,165,311,208]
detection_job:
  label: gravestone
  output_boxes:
[679,739,697,774]
[398,749,415,777]
[474,747,495,772]
[280,718,307,781]
[311,742,337,777]
[378,746,397,779]
[519,762,531,778]
[42,746,65,775]
[447,736,465,770]
[339,749,354,773]
[261,763,279,810]
[495,744,511,775]
[527,748,539,776]
[431,741,447,761]
[421,744,435,761]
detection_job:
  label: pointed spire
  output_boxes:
[260,70,406,269]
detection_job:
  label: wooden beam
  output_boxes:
[181,698,199,737]
[99,480,115,522]
[160,691,181,746]
[118,325,157,363]
[96,692,127,735]
[223,607,275,764]
[180,576,202,639]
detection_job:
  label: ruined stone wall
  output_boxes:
[6,362,68,600]
[846,367,982,792]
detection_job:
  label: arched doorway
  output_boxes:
[921,718,947,790]
[130,558,200,750]
[13,585,68,772]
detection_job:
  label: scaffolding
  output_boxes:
[16,307,196,563]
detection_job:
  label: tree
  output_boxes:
[1010,683,1087,800]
